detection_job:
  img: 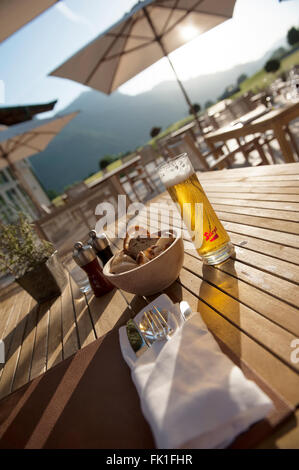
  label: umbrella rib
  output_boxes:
[102,39,157,62]
[105,32,155,41]
[143,5,194,111]
[14,130,56,151]
[161,0,206,37]
[108,16,138,93]
[156,0,231,18]
[85,18,134,86]
[6,134,24,154]
[7,133,46,154]
[0,143,7,158]
[5,130,50,156]
[161,0,180,35]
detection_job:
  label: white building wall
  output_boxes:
[0,160,50,223]
[15,160,50,207]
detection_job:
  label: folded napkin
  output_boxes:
[119,302,273,449]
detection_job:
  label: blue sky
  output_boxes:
[0,0,299,113]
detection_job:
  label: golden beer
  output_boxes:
[158,153,234,265]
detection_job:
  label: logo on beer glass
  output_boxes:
[0,340,5,364]
[0,80,5,104]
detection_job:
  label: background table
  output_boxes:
[0,163,299,448]
[205,101,299,163]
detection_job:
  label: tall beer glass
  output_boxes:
[158,153,234,265]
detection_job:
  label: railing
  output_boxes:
[34,180,119,255]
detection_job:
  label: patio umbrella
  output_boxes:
[0,111,78,214]
[0,0,59,43]
[0,100,57,126]
[50,0,236,117]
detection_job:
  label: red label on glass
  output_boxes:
[204,227,219,242]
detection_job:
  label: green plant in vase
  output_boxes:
[0,214,67,302]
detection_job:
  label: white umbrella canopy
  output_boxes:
[0,111,78,170]
[0,0,58,43]
[50,0,236,102]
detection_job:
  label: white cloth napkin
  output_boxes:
[119,300,273,449]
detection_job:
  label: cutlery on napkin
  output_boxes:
[119,294,274,449]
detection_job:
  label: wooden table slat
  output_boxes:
[60,281,80,360]
[208,198,299,212]
[29,301,50,381]
[206,192,299,202]
[197,162,299,178]
[46,296,63,370]
[0,293,32,400]
[69,276,96,350]
[212,204,299,222]
[12,300,39,392]
[223,221,299,248]
[0,291,27,386]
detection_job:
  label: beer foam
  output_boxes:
[159,154,194,188]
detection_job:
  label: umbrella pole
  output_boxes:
[165,54,199,114]
[143,7,201,129]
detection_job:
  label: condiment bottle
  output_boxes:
[72,242,114,297]
[89,230,114,266]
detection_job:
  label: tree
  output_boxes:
[264,59,280,73]
[46,189,58,200]
[204,100,214,109]
[189,103,201,115]
[218,85,240,101]
[99,155,115,170]
[287,27,299,47]
[150,126,161,138]
[271,47,287,60]
[237,74,248,86]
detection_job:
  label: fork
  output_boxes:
[143,306,174,341]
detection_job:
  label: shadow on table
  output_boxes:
[254,412,298,449]
[0,282,22,302]
[1,298,57,377]
[198,259,242,361]
[0,304,155,449]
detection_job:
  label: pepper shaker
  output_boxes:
[89,230,114,266]
[73,242,114,297]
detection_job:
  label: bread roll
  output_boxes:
[110,250,137,274]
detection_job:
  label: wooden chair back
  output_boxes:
[164,131,209,171]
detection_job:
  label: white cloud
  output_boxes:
[55,3,98,35]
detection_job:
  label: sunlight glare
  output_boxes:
[180,24,200,41]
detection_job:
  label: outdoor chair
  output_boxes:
[256,124,299,164]
[226,93,256,119]
[118,160,157,202]
[166,129,270,170]
[163,131,232,171]
[138,145,165,186]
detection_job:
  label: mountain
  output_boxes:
[29,41,285,194]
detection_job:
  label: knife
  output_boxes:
[126,319,149,357]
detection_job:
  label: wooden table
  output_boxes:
[0,163,299,448]
[170,121,198,141]
[205,101,299,163]
[88,155,141,202]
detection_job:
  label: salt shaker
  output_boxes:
[89,230,114,266]
[72,242,114,297]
